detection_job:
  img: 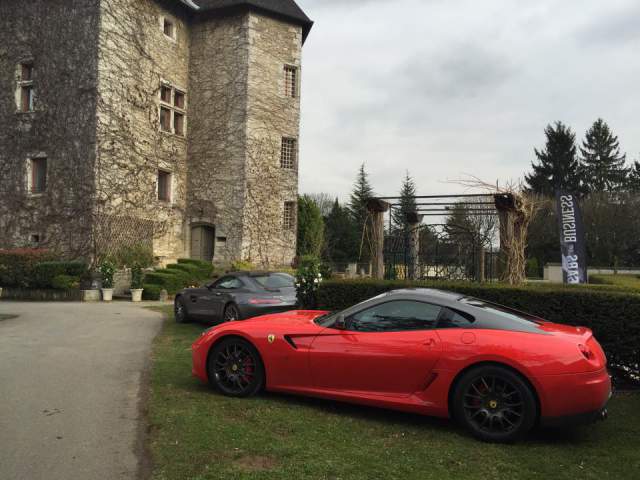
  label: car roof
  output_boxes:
[385,288,465,302]
[226,271,292,277]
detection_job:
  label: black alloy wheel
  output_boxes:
[453,366,537,442]
[208,338,264,397]
[174,297,189,323]
[223,303,241,322]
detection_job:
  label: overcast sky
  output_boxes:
[296,0,640,201]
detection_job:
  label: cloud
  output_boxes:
[296,0,640,201]
[576,4,640,46]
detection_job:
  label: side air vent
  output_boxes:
[284,335,297,349]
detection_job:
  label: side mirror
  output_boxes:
[334,314,347,330]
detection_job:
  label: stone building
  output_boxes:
[0,0,312,267]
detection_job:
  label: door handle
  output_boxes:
[423,338,436,347]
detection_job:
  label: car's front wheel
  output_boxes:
[223,303,242,322]
[453,365,537,442]
[208,338,264,397]
[174,297,190,323]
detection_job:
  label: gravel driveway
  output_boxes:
[0,301,164,480]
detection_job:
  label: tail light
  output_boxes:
[248,298,283,305]
[578,343,594,360]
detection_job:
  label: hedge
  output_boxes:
[32,261,88,289]
[317,280,640,385]
[0,249,54,288]
[143,259,216,300]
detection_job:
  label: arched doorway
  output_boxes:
[190,224,215,262]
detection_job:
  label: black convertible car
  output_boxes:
[174,271,298,323]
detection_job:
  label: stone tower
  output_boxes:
[0,0,313,267]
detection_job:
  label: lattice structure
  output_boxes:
[93,215,155,261]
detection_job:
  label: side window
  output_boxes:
[214,276,243,290]
[438,308,475,329]
[348,301,442,332]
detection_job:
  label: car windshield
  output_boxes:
[313,311,336,327]
[252,273,295,289]
[459,297,543,325]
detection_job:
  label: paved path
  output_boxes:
[0,302,164,480]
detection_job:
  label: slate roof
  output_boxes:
[178,0,313,42]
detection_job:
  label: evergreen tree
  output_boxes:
[324,199,359,263]
[525,122,581,196]
[348,164,375,260]
[296,195,324,257]
[628,161,640,193]
[391,171,418,231]
[580,119,628,193]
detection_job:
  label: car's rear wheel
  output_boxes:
[174,297,190,323]
[223,303,241,322]
[453,365,537,443]
[208,338,264,397]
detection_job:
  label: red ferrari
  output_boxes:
[191,288,611,442]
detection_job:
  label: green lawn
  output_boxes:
[148,308,640,480]
[590,274,640,291]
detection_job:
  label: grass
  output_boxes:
[590,274,640,291]
[148,307,640,480]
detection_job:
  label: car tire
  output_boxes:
[452,365,537,443]
[174,297,190,324]
[208,337,265,397]
[223,303,242,322]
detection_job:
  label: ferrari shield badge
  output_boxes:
[268,334,276,344]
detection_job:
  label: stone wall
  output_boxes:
[95,0,191,264]
[187,12,251,266]
[0,0,101,256]
[242,13,302,267]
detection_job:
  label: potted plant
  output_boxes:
[130,263,144,302]
[99,260,115,302]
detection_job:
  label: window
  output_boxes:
[283,201,296,230]
[280,137,297,169]
[437,308,475,329]
[159,83,186,136]
[348,301,443,332]
[284,65,297,98]
[213,276,244,290]
[163,18,175,39]
[30,157,47,194]
[157,170,172,202]
[252,273,295,289]
[17,63,34,112]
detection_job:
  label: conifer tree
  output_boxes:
[348,164,375,260]
[628,161,640,193]
[525,122,581,196]
[580,119,627,193]
[391,171,418,231]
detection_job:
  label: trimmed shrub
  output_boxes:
[32,261,88,289]
[100,261,116,289]
[51,275,80,290]
[317,279,640,385]
[177,258,214,277]
[142,284,163,301]
[0,249,54,288]
[131,264,145,290]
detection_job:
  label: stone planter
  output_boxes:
[82,289,101,302]
[130,289,143,302]
[101,288,114,302]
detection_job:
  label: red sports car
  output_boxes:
[191,289,611,442]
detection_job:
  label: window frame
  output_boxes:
[283,201,296,231]
[162,16,177,41]
[345,300,445,333]
[280,137,298,170]
[28,157,47,195]
[158,82,187,137]
[17,62,35,113]
[284,64,298,98]
[157,169,172,203]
